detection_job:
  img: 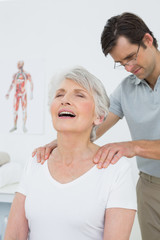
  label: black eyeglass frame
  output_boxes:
[114,43,141,69]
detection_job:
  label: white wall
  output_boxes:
[0,0,160,239]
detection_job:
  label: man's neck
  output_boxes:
[145,50,160,89]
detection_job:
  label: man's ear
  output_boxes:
[143,33,153,47]
[94,116,104,126]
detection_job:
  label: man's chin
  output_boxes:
[135,74,144,79]
[134,70,144,80]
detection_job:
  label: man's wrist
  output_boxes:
[132,140,146,157]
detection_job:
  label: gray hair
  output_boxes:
[48,66,110,142]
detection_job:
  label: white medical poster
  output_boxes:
[0,58,45,134]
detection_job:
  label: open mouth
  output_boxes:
[58,111,76,118]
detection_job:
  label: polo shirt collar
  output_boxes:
[130,74,153,86]
[130,74,142,85]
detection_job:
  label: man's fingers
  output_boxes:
[101,150,123,168]
[42,147,54,164]
[36,147,45,163]
[93,147,104,163]
[104,149,118,163]
[101,150,117,168]
[97,148,110,169]
[44,147,52,160]
[111,152,123,164]
[32,145,54,164]
[94,143,128,169]
[93,145,111,168]
[40,159,45,165]
[36,152,41,163]
[32,149,37,157]
[102,159,111,168]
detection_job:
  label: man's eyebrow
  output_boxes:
[123,51,136,61]
[115,51,136,64]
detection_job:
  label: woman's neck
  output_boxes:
[52,133,98,166]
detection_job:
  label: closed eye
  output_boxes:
[76,94,85,98]
[127,55,135,61]
[124,53,136,61]
[55,94,64,98]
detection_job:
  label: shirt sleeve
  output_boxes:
[109,84,124,119]
[16,157,35,196]
[106,159,137,210]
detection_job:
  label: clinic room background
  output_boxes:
[0,0,160,239]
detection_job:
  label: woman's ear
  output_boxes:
[94,116,104,126]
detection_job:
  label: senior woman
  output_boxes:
[5,66,136,240]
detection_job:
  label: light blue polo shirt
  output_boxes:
[109,74,160,177]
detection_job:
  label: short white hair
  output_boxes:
[48,66,110,141]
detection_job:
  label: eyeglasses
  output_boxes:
[114,43,141,69]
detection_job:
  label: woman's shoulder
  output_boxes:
[23,155,45,175]
[96,157,131,182]
[109,157,130,170]
[103,157,130,174]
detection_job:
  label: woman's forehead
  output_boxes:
[57,78,91,92]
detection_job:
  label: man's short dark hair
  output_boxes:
[101,12,158,56]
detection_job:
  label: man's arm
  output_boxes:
[103,208,135,240]
[94,139,160,169]
[4,193,28,240]
[133,139,160,159]
[96,112,120,139]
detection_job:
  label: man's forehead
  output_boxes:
[109,36,137,61]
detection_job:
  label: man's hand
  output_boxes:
[32,140,57,164]
[93,141,136,168]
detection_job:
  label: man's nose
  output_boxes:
[125,64,134,72]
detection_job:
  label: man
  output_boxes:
[33,13,160,239]
[6,61,33,133]
[96,13,160,240]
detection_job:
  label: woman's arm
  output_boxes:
[4,193,29,240]
[103,208,136,240]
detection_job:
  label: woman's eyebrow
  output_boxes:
[74,89,91,96]
[56,88,65,93]
[74,89,88,93]
[55,88,89,94]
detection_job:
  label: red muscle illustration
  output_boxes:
[6,61,33,132]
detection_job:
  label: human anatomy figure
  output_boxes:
[5,61,33,133]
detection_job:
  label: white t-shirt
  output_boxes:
[17,157,137,240]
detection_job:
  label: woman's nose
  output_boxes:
[61,95,71,105]
[61,101,71,105]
